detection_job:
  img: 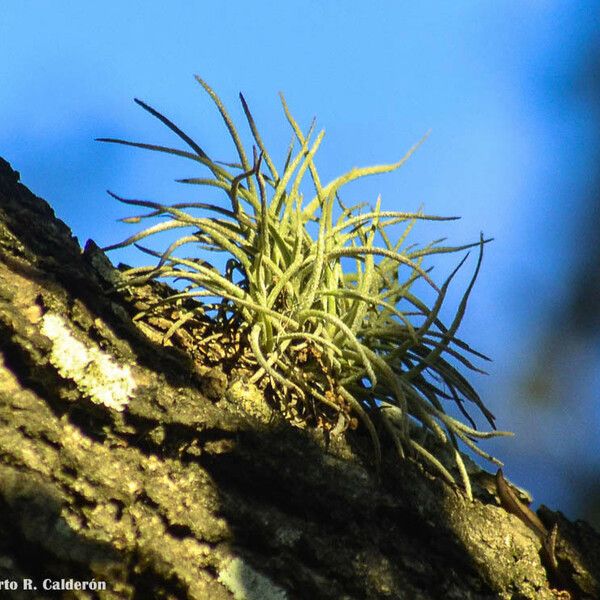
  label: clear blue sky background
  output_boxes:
[1,2,599,524]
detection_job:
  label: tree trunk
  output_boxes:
[0,155,598,599]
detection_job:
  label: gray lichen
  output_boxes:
[41,312,136,411]
[219,557,287,600]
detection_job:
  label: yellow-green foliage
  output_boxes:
[99,77,511,497]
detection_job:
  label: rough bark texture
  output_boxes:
[0,155,598,599]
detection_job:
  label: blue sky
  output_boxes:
[1,2,599,523]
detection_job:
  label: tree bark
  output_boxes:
[0,155,598,599]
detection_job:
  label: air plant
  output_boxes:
[98,76,511,499]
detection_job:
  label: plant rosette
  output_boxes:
[98,77,512,499]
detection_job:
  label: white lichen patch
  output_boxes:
[218,557,287,600]
[40,313,135,411]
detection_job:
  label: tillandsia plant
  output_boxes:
[98,76,512,499]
